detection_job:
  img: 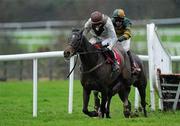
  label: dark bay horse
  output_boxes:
[64,29,147,118]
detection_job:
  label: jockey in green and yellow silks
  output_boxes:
[112,9,141,74]
[111,9,132,42]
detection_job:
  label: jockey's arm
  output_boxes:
[118,25,132,42]
[102,17,117,50]
[83,18,91,36]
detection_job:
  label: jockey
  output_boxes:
[111,9,141,74]
[83,11,119,71]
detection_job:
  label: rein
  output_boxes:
[66,55,79,78]
[80,59,108,74]
[78,49,107,55]
[66,50,108,78]
[77,46,109,74]
[66,29,109,77]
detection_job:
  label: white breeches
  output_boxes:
[119,39,131,52]
[89,37,130,51]
[89,37,113,50]
[89,37,99,44]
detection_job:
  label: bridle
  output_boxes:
[70,30,107,55]
[66,30,109,77]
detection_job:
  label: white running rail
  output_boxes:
[0,37,179,116]
[0,51,75,117]
[0,51,148,117]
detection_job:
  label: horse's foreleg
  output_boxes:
[82,88,98,117]
[82,88,90,115]
[98,92,107,118]
[118,87,131,118]
[93,91,100,112]
[124,87,132,118]
[112,81,123,96]
[105,92,112,118]
[137,84,147,117]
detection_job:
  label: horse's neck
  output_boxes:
[79,37,102,69]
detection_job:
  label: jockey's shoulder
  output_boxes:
[123,17,132,27]
[111,17,115,24]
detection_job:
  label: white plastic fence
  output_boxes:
[134,23,180,111]
[0,50,148,117]
[145,23,180,111]
[147,23,172,111]
[0,51,75,117]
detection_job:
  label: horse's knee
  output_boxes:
[141,100,146,105]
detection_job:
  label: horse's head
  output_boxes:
[64,29,83,60]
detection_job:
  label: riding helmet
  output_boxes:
[91,11,103,24]
[112,9,125,18]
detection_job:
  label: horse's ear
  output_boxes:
[72,28,80,32]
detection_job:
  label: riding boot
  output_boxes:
[107,50,119,72]
[127,51,141,74]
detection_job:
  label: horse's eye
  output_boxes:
[72,34,81,41]
[72,34,76,39]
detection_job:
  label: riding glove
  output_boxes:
[118,35,126,42]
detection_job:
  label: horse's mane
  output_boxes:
[72,28,81,33]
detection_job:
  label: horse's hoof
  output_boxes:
[123,111,131,118]
[106,113,111,118]
[82,109,89,115]
[130,112,139,118]
[98,112,105,118]
[89,111,98,117]
[106,115,111,118]
[144,112,148,117]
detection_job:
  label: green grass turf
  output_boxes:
[131,35,180,42]
[0,80,180,126]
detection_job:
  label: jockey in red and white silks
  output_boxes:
[83,11,117,51]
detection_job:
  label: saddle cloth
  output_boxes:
[113,49,122,65]
[93,43,121,65]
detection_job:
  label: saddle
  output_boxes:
[93,43,122,65]
[94,43,133,81]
